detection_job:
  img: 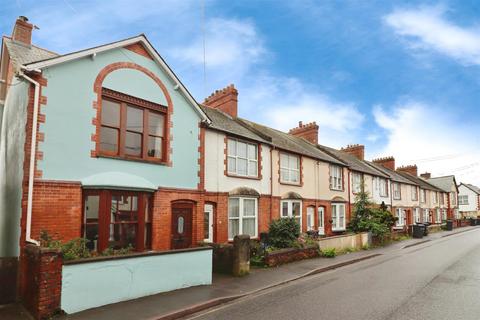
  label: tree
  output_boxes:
[348,189,396,239]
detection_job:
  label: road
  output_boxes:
[189,228,480,320]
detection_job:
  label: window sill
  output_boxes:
[96,153,168,165]
[393,197,401,200]
[279,181,302,187]
[226,173,261,180]
[332,228,346,232]
[330,188,344,192]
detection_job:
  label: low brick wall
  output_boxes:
[23,244,62,320]
[265,246,319,267]
[210,243,234,274]
[317,232,370,251]
[456,219,470,228]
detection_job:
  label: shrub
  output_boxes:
[267,218,300,249]
[321,248,336,258]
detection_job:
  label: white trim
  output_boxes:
[204,204,214,243]
[331,203,346,231]
[228,197,258,240]
[280,199,302,228]
[22,35,210,123]
[306,206,315,231]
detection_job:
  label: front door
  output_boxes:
[171,204,193,249]
[318,207,325,235]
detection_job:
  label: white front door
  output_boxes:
[318,207,325,235]
[204,204,214,242]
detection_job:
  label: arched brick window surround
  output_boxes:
[91,62,173,166]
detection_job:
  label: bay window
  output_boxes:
[281,200,302,228]
[83,190,152,252]
[227,138,258,177]
[352,172,362,193]
[99,88,166,162]
[280,153,300,184]
[330,165,343,191]
[331,203,346,231]
[228,197,258,240]
[393,183,401,200]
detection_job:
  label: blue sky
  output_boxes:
[2,0,480,184]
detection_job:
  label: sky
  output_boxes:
[2,0,480,185]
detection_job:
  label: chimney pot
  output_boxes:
[289,121,319,144]
[12,16,34,45]
[420,172,431,179]
[204,84,238,118]
[341,144,365,160]
[372,156,395,171]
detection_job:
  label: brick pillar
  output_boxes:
[23,245,62,320]
[232,235,250,276]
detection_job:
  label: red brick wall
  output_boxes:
[203,85,238,118]
[124,42,153,60]
[23,245,62,320]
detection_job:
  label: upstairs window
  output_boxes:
[450,192,457,206]
[432,192,438,204]
[99,88,166,162]
[440,193,445,205]
[459,195,468,205]
[411,186,418,201]
[330,165,343,191]
[420,189,426,203]
[379,178,388,197]
[280,153,300,184]
[393,183,401,200]
[352,172,362,193]
[227,138,258,177]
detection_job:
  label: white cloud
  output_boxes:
[373,102,480,185]
[384,5,480,65]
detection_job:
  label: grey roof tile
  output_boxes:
[4,37,57,66]
[427,176,456,192]
[463,183,480,194]
[366,161,415,184]
[397,171,443,191]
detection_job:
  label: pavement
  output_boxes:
[189,226,480,320]
[0,226,477,320]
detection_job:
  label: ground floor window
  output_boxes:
[413,208,420,224]
[83,190,152,252]
[204,204,214,242]
[281,200,302,229]
[331,203,346,231]
[435,208,442,223]
[396,208,405,227]
[306,206,315,231]
[442,209,447,221]
[423,209,429,223]
[228,197,258,240]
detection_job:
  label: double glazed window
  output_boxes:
[432,192,438,204]
[395,208,405,227]
[227,139,258,177]
[413,208,420,223]
[99,88,166,161]
[330,165,343,191]
[352,172,362,193]
[228,197,257,240]
[393,183,401,200]
[450,192,457,206]
[280,153,300,184]
[281,200,302,228]
[83,190,152,252]
[306,207,315,231]
[459,195,468,205]
[435,208,442,223]
[411,186,418,201]
[423,209,429,222]
[379,178,388,197]
[440,193,445,205]
[420,189,426,203]
[331,203,346,231]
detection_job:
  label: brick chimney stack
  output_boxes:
[372,156,395,171]
[341,144,365,160]
[203,84,238,118]
[420,172,431,179]
[397,165,418,177]
[12,16,34,45]
[289,121,319,144]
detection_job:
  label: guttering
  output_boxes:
[19,71,40,246]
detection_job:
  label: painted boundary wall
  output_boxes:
[317,232,370,251]
[61,247,212,314]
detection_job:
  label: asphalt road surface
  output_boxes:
[189,228,480,320]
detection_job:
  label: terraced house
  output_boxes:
[458,183,480,217]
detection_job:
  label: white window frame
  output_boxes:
[352,172,362,193]
[420,189,426,203]
[440,192,445,205]
[423,208,429,222]
[435,208,441,223]
[442,208,447,220]
[280,153,301,184]
[227,138,258,178]
[432,192,438,204]
[459,195,468,205]
[413,207,420,224]
[393,183,401,200]
[450,192,457,206]
[204,204,214,242]
[411,186,418,201]
[330,165,343,191]
[280,199,302,228]
[331,203,346,231]
[379,178,388,197]
[395,208,405,227]
[228,197,258,240]
[306,206,315,231]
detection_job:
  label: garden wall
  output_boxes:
[264,246,319,267]
[61,247,212,314]
[317,232,370,251]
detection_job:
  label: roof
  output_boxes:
[200,105,269,143]
[460,183,480,194]
[239,119,345,165]
[317,146,388,178]
[366,161,416,185]
[19,34,209,123]
[396,171,443,192]
[427,175,458,193]
[3,36,57,66]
